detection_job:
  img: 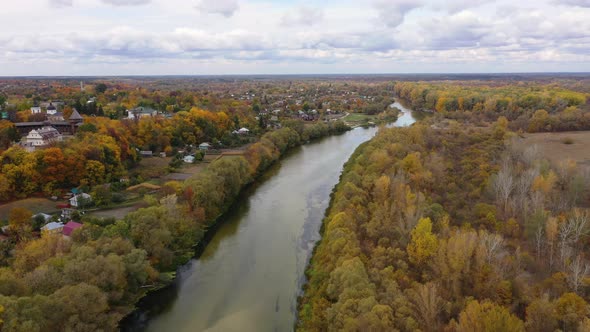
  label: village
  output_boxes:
[0,78,399,248]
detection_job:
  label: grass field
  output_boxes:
[131,157,172,179]
[342,113,377,127]
[88,204,146,219]
[0,198,60,221]
[515,131,590,169]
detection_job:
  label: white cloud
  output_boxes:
[373,0,424,28]
[101,0,151,5]
[554,0,590,7]
[49,0,73,7]
[1,0,590,74]
[281,6,324,26]
[195,0,239,17]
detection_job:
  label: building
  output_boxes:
[47,112,64,121]
[46,103,57,115]
[63,221,83,237]
[232,127,251,135]
[199,142,211,151]
[127,107,158,120]
[70,193,92,208]
[30,106,42,114]
[41,222,64,234]
[15,108,84,136]
[25,126,63,147]
[183,155,195,163]
[140,151,153,157]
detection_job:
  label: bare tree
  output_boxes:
[569,210,589,245]
[408,282,445,332]
[567,255,589,294]
[493,159,515,216]
[558,220,575,269]
[515,168,539,219]
[535,226,544,261]
[479,231,505,265]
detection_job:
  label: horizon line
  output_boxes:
[1,71,590,79]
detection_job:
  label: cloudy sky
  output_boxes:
[0,0,589,75]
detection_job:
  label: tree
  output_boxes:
[8,208,33,242]
[407,282,445,332]
[407,217,438,266]
[567,255,589,294]
[525,295,557,332]
[452,300,525,332]
[95,83,107,94]
[554,292,589,332]
[492,159,514,216]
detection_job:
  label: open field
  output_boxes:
[132,157,172,179]
[89,204,146,219]
[515,131,590,169]
[0,198,61,221]
[342,113,375,126]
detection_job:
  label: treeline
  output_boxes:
[0,121,350,331]
[298,122,590,331]
[394,81,589,133]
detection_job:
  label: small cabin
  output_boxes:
[199,143,211,151]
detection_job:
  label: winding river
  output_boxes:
[125,101,416,332]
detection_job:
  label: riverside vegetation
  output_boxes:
[298,84,590,330]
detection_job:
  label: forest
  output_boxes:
[298,112,590,331]
[393,81,589,133]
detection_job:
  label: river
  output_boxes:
[125,101,416,332]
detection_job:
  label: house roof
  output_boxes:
[42,222,64,231]
[69,109,83,121]
[199,142,211,147]
[63,221,82,236]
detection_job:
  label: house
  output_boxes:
[68,109,83,123]
[46,103,58,115]
[127,107,158,120]
[199,142,211,151]
[41,222,64,234]
[238,127,250,134]
[70,193,92,208]
[47,112,64,121]
[140,151,153,157]
[61,208,75,220]
[63,221,82,237]
[183,155,195,163]
[30,106,42,114]
[25,126,63,147]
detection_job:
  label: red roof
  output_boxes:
[63,221,83,236]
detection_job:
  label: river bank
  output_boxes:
[121,103,416,331]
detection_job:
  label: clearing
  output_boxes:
[515,131,590,169]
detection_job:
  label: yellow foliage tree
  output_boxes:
[407,217,438,266]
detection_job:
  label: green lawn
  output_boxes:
[342,113,375,125]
